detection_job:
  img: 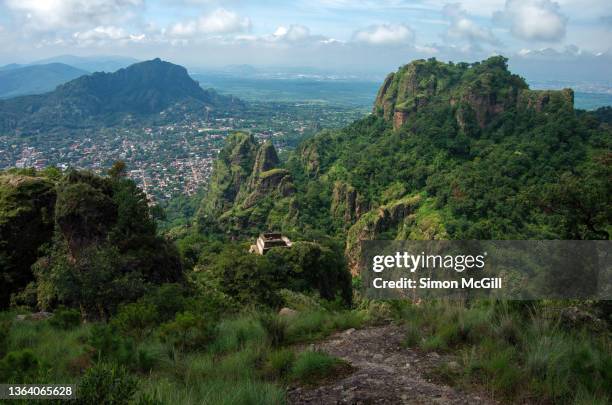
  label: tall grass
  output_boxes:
[1,307,364,404]
[393,299,612,404]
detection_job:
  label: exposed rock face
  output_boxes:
[299,141,322,176]
[252,140,280,178]
[373,59,445,129]
[200,132,258,218]
[345,195,422,274]
[0,174,56,308]
[243,168,295,208]
[372,56,575,132]
[393,111,409,130]
[518,88,574,112]
[331,181,369,228]
[199,133,295,232]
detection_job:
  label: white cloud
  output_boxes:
[272,25,311,42]
[496,0,567,42]
[168,8,251,37]
[4,0,143,31]
[73,26,146,45]
[443,3,499,46]
[352,24,414,45]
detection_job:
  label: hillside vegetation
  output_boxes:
[0,56,610,404]
[198,56,610,267]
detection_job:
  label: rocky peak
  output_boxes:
[199,134,295,230]
[254,140,280,173]
[200,132,258,218]
[373,56,542,130]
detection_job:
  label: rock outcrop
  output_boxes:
[345,195,422,274]
[373,56,573,132]
[198,134,295,233]
[0,174,56,308]
[330,181,367,227]
[200,132,258,219]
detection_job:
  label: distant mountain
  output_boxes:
[0,58,243,134]
[0,64,24,72]
[33,55,139,73]
[0,63,89,99]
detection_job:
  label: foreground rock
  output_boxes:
[288,324,495,404]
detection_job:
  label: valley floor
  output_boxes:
[288,324,495,405]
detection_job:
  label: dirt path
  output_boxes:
[287,324,496,405]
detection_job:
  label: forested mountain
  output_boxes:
[32,54,139,73]
[198,56,611,270]
[0,63,88,99]
[0,58,243,135]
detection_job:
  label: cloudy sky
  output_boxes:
[0,0,610,79]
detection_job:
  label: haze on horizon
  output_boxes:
[0,0,610,82]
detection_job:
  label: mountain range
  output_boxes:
[197,56,611,271]
[0,63,89,99]
[0,58,243,134]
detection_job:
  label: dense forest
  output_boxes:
[0,56,610,404]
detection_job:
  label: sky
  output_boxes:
[0,0,610,80]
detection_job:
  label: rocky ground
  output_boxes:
[287,324,496,405]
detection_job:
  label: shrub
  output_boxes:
[278,289,323,312]
[158,312,213,352]
[263,349,295,379]
[259,314,287,347]
[88,324,135,366]
[0,349,40,383]
[112,302,158,341]
[403,323,422,347]
[291,351,341,384]
[77,362,138,405]
[141,283,188,323]
[0,320,10,357]
[210,316,266,354]
[49,307,81,330]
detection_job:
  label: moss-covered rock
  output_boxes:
[198,134,296,235]
[0,174,56,308]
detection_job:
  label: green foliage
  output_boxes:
[209,316,266,354]
[259,314,287,347]
[0,173,56,308]
[263,348,295,379]
[35,244,146,320]
[6,168,184,319]
[111,302,158,342]
[49,307,81,330]
[0,349,40,383]
[158,312,213,352]
[290,351,343,384]
[139,283,189,323]
[0,319,11,358]
[394,300,612,403]
[195,57,610,245]
[88,324,136,366]
[0,59,239,135]
[266,240,352,305]
[77,362,138,405]
[202,244,283,307]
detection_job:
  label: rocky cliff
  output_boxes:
[0,174,56,307]
[198,134,295,234]
[373,56,573,131]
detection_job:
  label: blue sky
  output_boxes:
[0,0,610,79]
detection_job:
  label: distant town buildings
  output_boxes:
[0,103,364,203]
